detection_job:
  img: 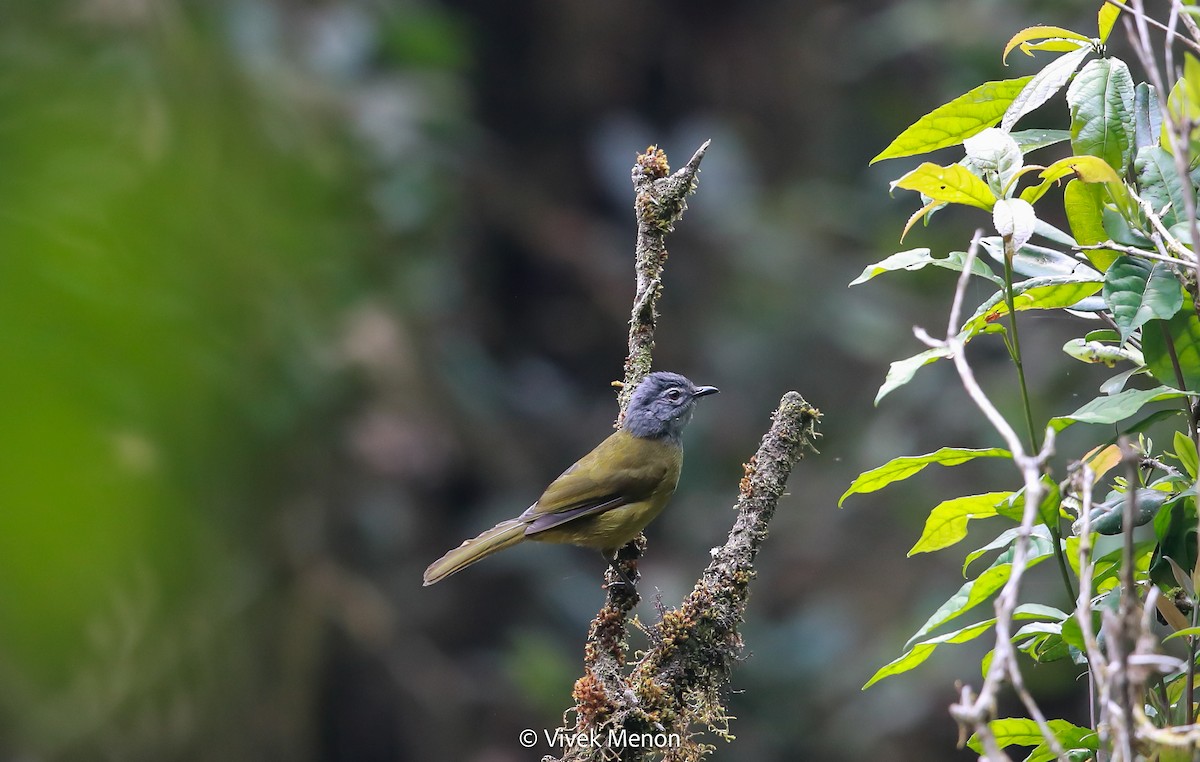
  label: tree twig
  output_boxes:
[916,234,1066,760]
[617,141,710,423]
[551,141,822,761]
[556,394,820,762]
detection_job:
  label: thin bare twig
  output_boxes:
[915,235,1067,760]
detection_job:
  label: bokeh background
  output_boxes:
[0,1,1131,760]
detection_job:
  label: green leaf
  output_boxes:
[979,239,1097,280]
[862,619,995,689]
[892,162,997,210]
[963,525,1052,576]
[1067,57,1135,173]
[848,247,999,286]
[968,718,1097,756]
[1002,26,1093,64]
[1103,255,1184,342]
[1021,153,1123,204]
[1014,603,1069,621]
[907,538,1054,647]
[871,77,1035,164]
[1049,384,1191,432]
[964,128,1024,197]
[1011,128,1072,154]
[1162,625,1200,643]
[1134,82,1162,152]
[1061,608,1099,651]
[1099,0,1126,43]
[1064,179,1116,269]
[1002,46,1094,131]
[992,199,1036,251]
[1143,299,1200,391]
[840,447,1011,506]
[848,248,933,286]
[960,277,1103,338]
[1175,429,1199,479]
[909,492,1013,556]
[1136,146,1190,227]
[874,345,951,404]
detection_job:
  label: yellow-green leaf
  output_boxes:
[1003,25,1093,64]
[1042,154,1123,184]
[1019,155,1121,204]
[961,278,1103,338]
[872,77,1034,164]
[862,619,996,689]
[892,162,997,211]
[1098,0,1127,43]
[1064,179,1116,269]
[909,492,1013,555]
[840,447,1011,506]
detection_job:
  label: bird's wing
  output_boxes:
[519,431,676,537]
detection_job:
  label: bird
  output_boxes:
[422,371,718,586]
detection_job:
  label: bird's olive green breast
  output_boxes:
[526,429,683,553]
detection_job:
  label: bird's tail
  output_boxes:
[423,519,528,585]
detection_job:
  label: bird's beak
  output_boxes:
[693,385,719,398]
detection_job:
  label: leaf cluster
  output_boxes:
[851,2,1200,757]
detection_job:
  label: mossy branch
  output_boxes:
[588,141,710,680]
[616,140,710,424]
[553,395,820,762]
[550,143,820,761]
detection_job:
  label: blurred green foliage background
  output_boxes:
[0,0,1117,760]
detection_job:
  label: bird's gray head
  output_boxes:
[622,371,719,442]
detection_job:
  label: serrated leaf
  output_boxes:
[1067,58,1135,172]
[1103,255,1184,341]
[1049,384,1191,432]
[906,539,1054,647]
[960,277,1103,338]
[1099,0,1127,43]
[840,447,1012,506]
[1002,26,1093,64]
[862,619,996,689]
[1135,146,1189,227]
[892,162,997,210]
[872,77,1035,164]
[909,492,1013,555]
[1143,298,1200,390]
[1002,46,1094,131]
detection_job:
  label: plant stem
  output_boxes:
[1002,248,1076,602]
[1001,253,1038,455]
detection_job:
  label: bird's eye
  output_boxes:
[667,388,683,401]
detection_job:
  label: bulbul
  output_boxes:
[422,371,718,585]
